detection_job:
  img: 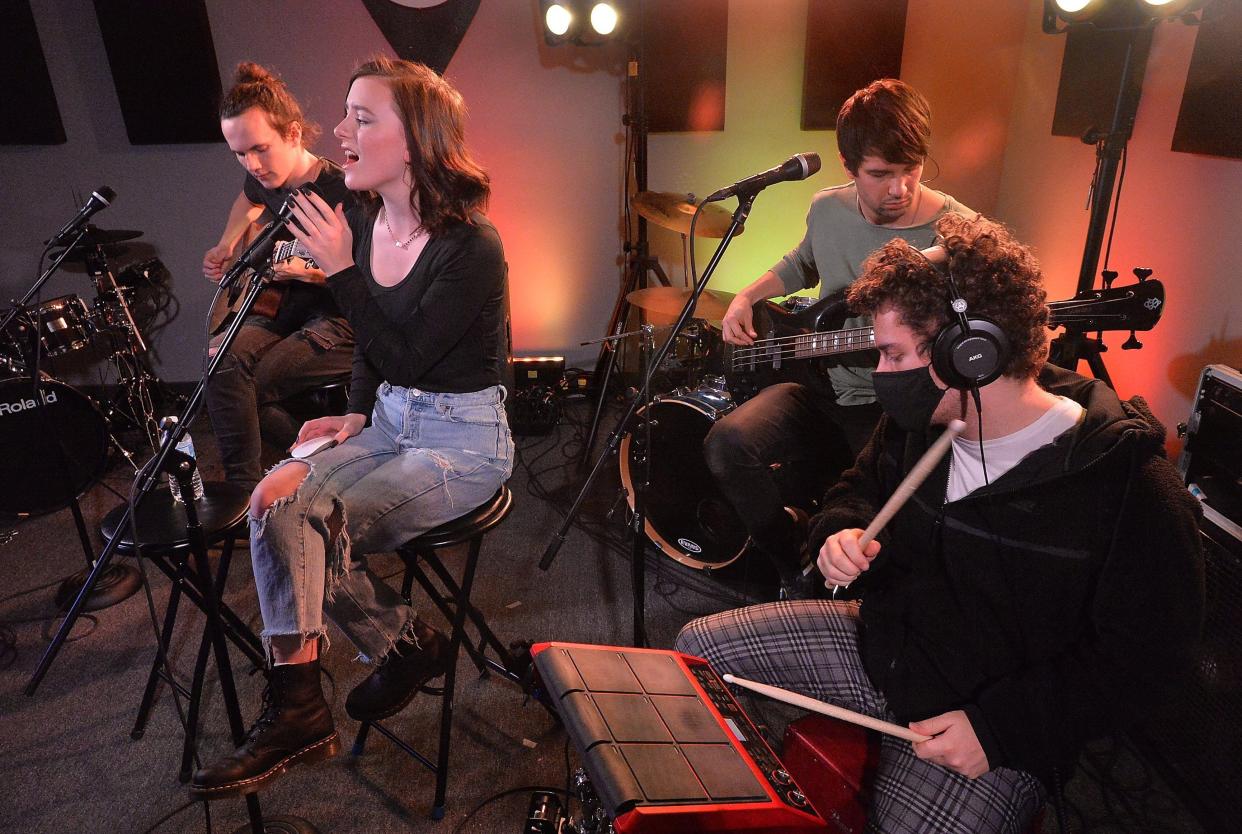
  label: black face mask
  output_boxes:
[872,365,947,433]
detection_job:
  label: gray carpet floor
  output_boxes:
[0,397,1207,833]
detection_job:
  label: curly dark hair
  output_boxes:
[348,57,489,236]
[848,214,1049,378]
[836,79,931,175]
[219,62,320,146]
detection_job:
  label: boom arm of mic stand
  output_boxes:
[25,269,278,696]
[538,195,755,572]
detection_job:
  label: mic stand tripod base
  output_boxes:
[228,815,322,834]
[53,563,141,612]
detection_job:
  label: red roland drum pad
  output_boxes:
[531,642,829,833]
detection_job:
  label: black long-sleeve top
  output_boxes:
[325,210,506,417]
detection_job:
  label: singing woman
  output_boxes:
[192,57,512,798]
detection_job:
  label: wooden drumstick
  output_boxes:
[722,674,932,743]
[803,419,966,579]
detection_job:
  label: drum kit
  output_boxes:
[609,193,821,575]
[1,225,167,523]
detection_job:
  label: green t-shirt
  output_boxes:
[770,183,974,405]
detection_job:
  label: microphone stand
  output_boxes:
[540,192,758,646]
[0,227,90,336]
[26,254,297,834]
[1048,25,1148,385]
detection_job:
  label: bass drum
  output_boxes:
[619,386,749,570]
[0,377,110,516]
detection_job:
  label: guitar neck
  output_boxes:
[271,238,313,265]
[730,278,1164,370]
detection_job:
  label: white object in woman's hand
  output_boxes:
[293,413,366,449]
[289,436,338,459]
[288,190,354,275]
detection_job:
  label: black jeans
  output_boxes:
[205,314,354,489]
[703,382,881,580]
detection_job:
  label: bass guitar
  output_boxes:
[725,277,1165,400]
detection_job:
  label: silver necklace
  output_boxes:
[382,209,424,249]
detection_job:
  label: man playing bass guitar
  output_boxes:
[203,63,358,491]
[708,79,973,599]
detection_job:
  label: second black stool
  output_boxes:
[100,481,261,780]
[351,485,516,819]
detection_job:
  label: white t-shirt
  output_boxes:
[946,396,1085,502]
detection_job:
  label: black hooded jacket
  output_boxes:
[807,365,1205,786]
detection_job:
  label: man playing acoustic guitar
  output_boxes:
[203,63,358,491]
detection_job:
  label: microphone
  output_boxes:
[220,182,325,289]
[219,193,298,290]
[705,153,821,202]
[47,186,116,247]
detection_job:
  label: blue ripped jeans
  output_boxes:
[250,383,513,662]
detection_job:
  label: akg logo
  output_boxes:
[968,353,983,363]
[0,389,58,416]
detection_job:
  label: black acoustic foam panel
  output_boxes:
[642,0,729,133]
[361,0,480,75]
[801,0,908,131]
[0,0,66,145]
[93,0,223,144]
[1172,0,1242,159]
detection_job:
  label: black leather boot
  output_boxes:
[345,617,451,722]
[190,660,339,799]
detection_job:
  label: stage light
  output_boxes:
[545,3,572,37]
[540,0,624,46]
[590,3,619,36]
[1050,0,1108,24]
[1045,0,1210,30]
[1139,0,1208,17]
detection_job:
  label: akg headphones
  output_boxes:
[929,261,1010,391]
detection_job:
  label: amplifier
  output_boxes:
[1135,364,1242,832]
[1178,364,1242,537]
[532,642,828,833]
[513,355,566,392]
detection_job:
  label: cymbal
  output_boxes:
[627,286,736,319]
[47,244,128,263]
[44,225,143,247]
[632,192,742,238]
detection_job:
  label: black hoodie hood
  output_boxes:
[979,364,1171,490]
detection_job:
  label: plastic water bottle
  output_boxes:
[160,416,205,503]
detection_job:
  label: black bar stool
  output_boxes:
[351,485,518,819]
[99,481,261,781]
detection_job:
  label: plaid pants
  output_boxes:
[675,601,1045,834]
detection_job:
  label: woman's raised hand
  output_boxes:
[288,190,354,276]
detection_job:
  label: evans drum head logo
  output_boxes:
[0,389,58,415]
[677,538,702,554]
